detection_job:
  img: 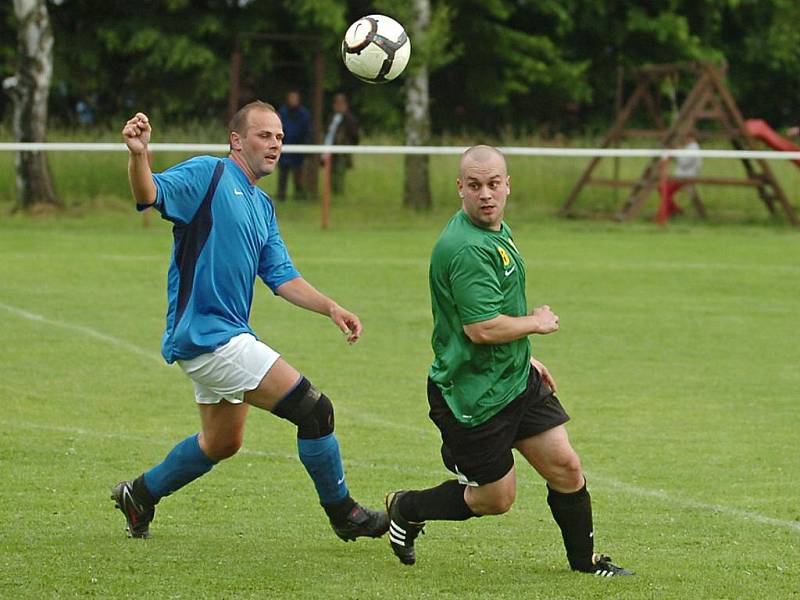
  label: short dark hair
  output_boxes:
[228,101,277,138]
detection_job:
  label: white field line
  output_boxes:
[0,300,163,365]
[0,299,435,436]
[5,417,800,534]
[2,301,799,533]
[0,418,439,479]
[594,476,800,532]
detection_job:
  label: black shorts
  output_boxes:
[428,368,570,486]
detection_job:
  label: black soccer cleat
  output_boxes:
[575,553,634,577]
[111,480,155,539]
[330,503,389,542]
[385,491,425,566]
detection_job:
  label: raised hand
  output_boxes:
[122,112,152,155]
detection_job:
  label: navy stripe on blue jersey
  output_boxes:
[172,160,225,328]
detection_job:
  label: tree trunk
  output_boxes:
[403,0,432,210]
[10,0,60,210]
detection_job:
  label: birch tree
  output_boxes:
[402,0,432,209]
[9,0,60,210]
[381,0,456,210]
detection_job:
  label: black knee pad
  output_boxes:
[297,393,334,439]
[272,377,334,439]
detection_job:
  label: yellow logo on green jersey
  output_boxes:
[497,246,511,267]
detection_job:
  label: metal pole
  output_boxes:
[309,48,324,201]
[322,153,331,229]
[613,65,623,203]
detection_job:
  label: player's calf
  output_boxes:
[111,433,217,538]
[546,481,633,576]
[272,376,389,541]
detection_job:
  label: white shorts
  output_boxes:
[177,333,280,404]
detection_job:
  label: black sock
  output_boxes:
[323,494,357,524]
[398,479,475,522]
[132,474,157,507]
[547,481,594,571]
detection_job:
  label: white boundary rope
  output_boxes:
[0,142,799,160]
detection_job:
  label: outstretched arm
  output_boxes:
[122,112,157,206]
[275,277,362,344]
[462,304,559,345]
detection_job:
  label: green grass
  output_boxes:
[1,207,798,599]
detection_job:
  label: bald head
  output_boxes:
[457,144,510,231]
[459,145,507,178]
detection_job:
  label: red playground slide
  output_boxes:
[744,119,800,167]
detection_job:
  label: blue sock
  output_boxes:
[297,433,350,506]
[143,434,217,502]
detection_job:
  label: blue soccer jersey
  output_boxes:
[143,156,300,363]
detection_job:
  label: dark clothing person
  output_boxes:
[324,100,360,194]
[277,102,312,200]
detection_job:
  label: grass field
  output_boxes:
[1,202,798,599]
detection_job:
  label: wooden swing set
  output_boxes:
[560,61,799,225]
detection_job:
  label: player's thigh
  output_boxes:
[198,400,250,460]
[244,357,301,411]
[514,425,583,490]
[464,465,517,516]
[428,378,518,488]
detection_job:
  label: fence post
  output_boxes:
[322,153,331,229]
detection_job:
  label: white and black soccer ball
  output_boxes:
[341,14,411,84]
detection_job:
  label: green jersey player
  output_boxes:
[385,145,632,577]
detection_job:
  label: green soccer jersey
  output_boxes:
[428,210,531,427]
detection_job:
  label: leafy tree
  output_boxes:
[430,0,592,135]
[0,3,17,123]
[2,0,799,139]
[714,0,800,124]
[46,0,348,125]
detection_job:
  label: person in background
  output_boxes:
[656,131,702,224]
[277,90,312,201]
[76,98,96,126]
[322,93,360,194]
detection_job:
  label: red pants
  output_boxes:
[656,180,686,224]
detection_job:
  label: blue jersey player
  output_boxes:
[112,102,388,542]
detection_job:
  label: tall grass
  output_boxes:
[1,126,798,227]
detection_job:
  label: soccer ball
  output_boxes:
[341,14,411,84]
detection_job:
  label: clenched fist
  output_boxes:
[122,112,151,155]
[530,304,560,334]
